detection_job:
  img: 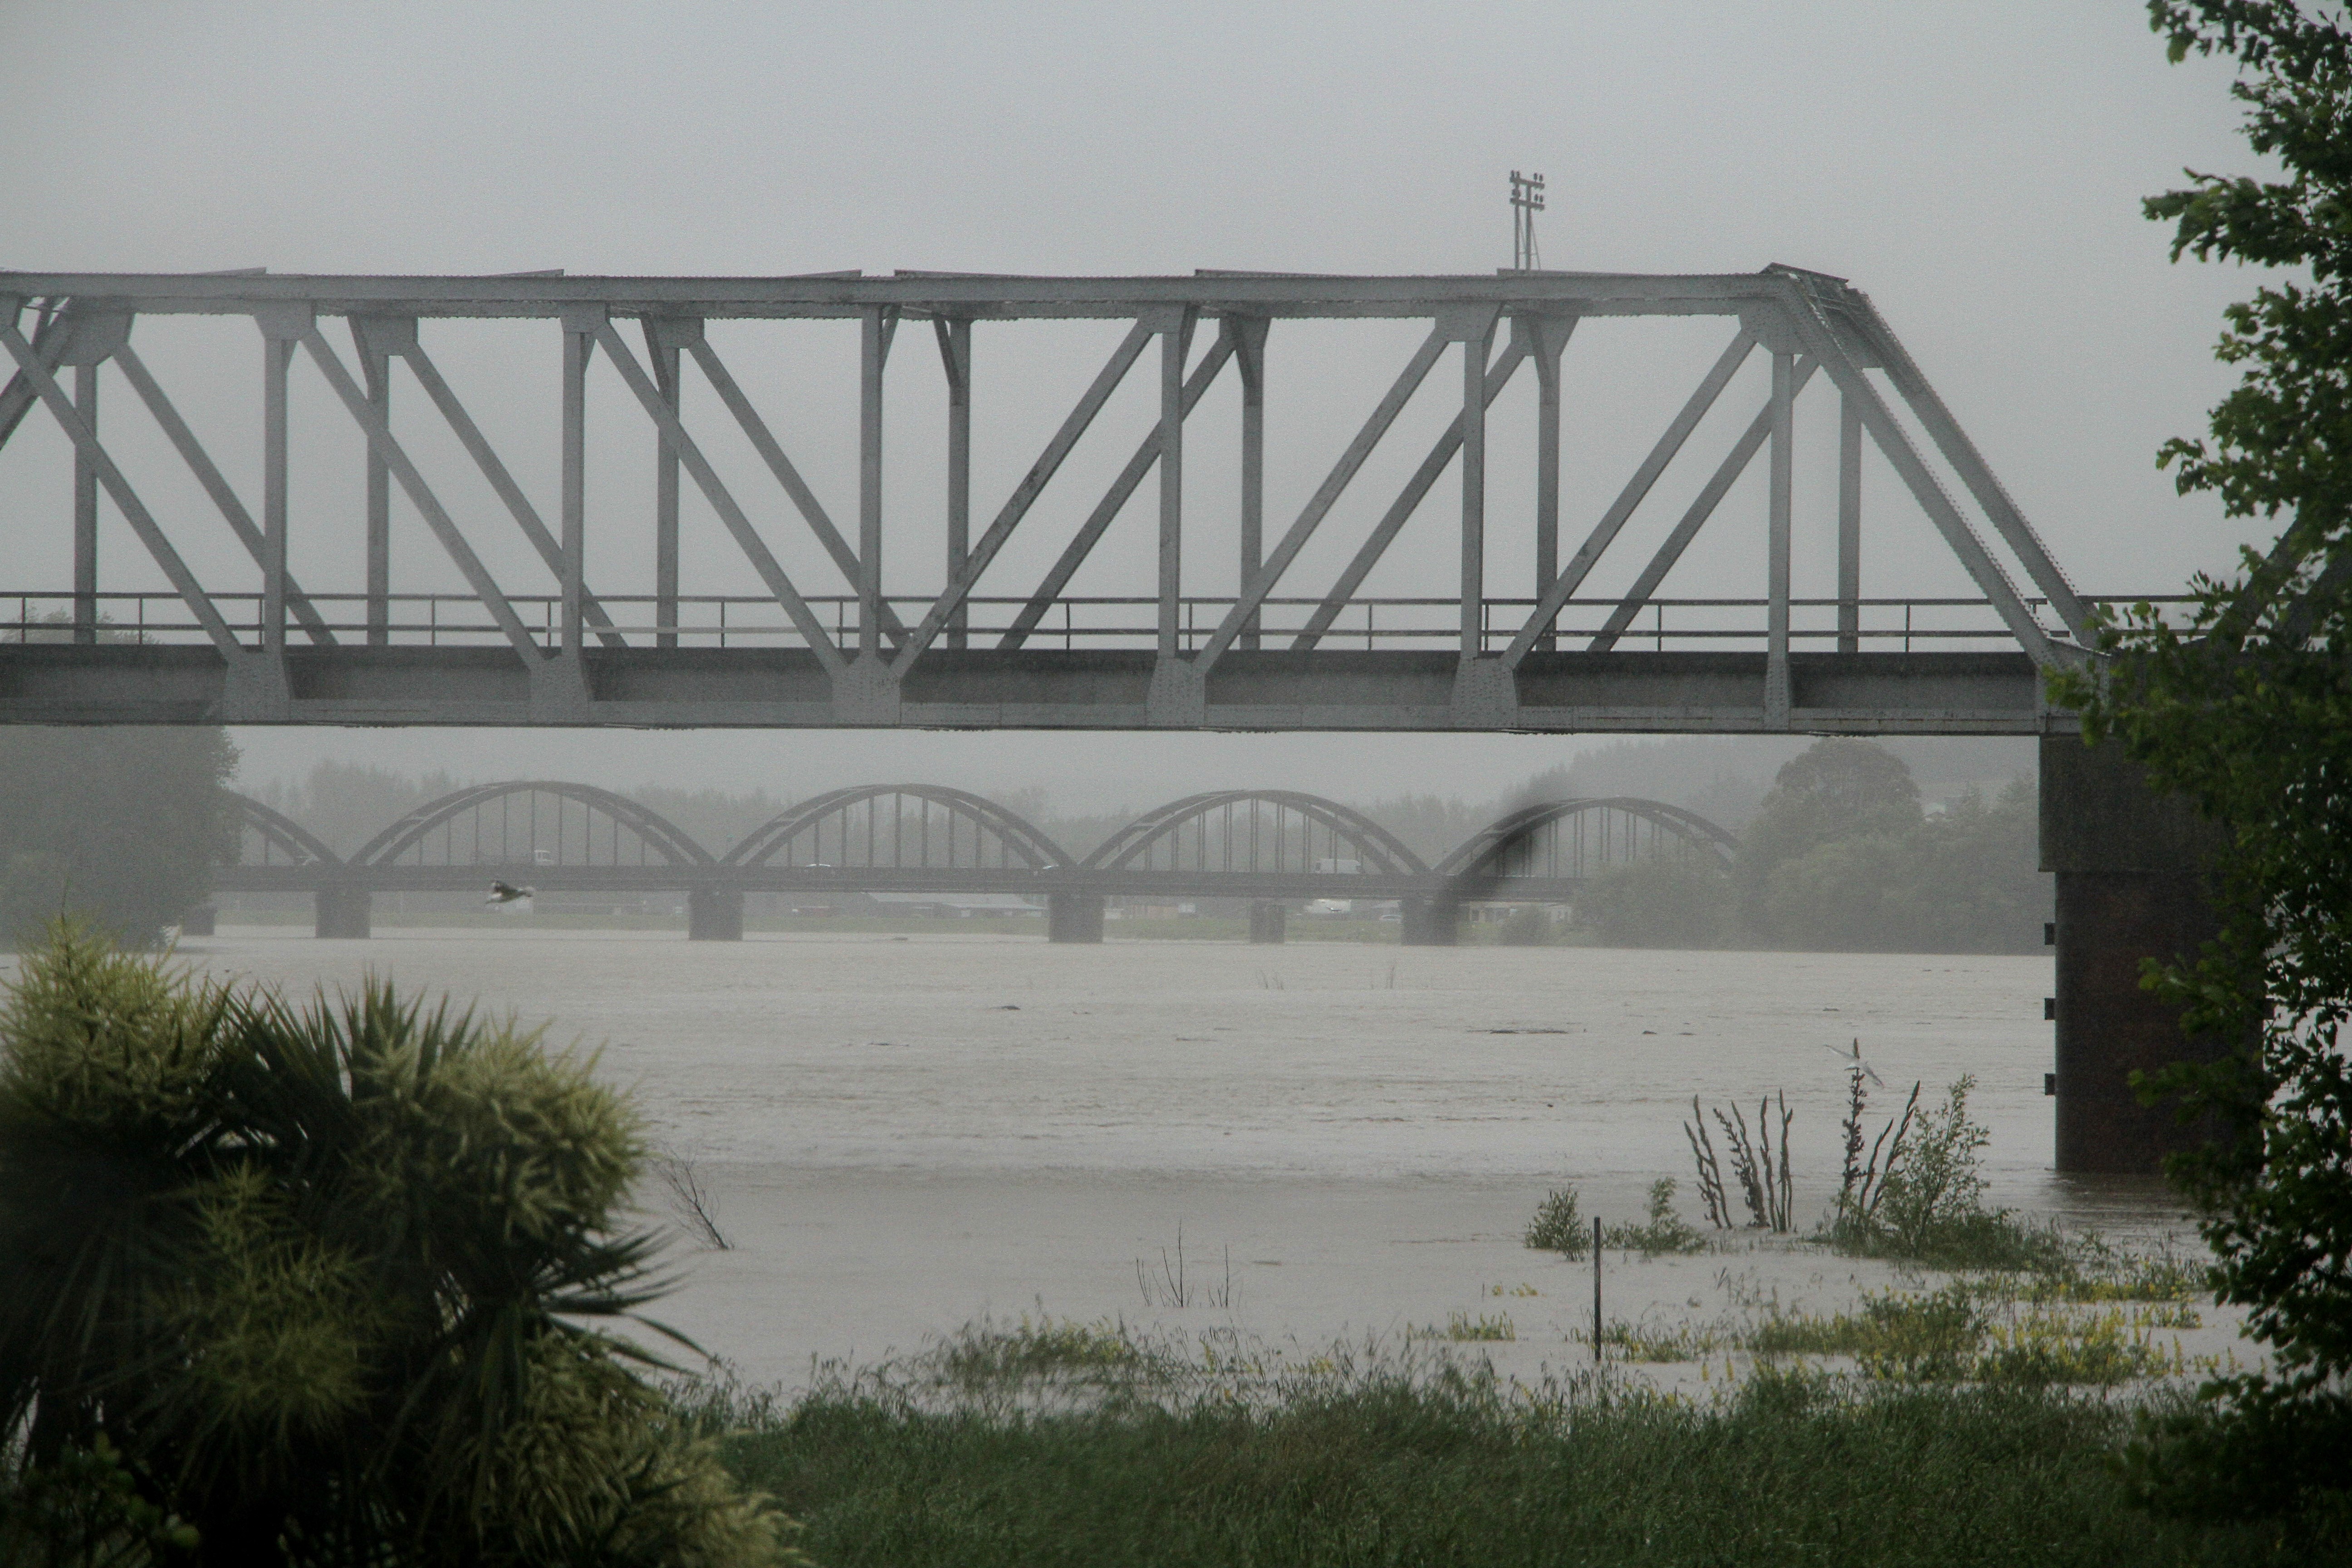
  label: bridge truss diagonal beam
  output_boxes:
[677,327,911,651]
[897,320,1158,669]
[588,317,848,676]
[1587,358,1820,652]
[299,323,546,662]
[1498,327,1755,670]
[0,317,244,656]
[995,323,1233,652]
[392,330,629,650]
[1286,329,1542,653]
[1772,294,2067,671]
[112,343,339,645]
[1805,275,2089,642]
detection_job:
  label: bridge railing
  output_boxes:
[0,592,2191,655]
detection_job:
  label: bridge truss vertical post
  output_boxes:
[2039,736,2233,1173]
[261,318,299,660]
[560,314,593,662]
[1458,317,1492,658]
[648,320,681,649]
[859,306,896,662]
[1155,308,1196,659]
[936,317,971,649]
[72,361,98,644]
[1524,310,1580,653]
[1765,349,1794,727]
[359,328,392,647]
[1234,317,1268,651]
[1838,388,1862,656]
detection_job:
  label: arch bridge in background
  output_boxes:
[724,784,1074,886]
[206,779,1738,941]
[226,790,343,873]
[1434,796,1738,892]
[349,780,718,880]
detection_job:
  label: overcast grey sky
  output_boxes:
[0,1,2276,808]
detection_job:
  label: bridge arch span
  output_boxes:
[351,781,717,870]
[724,784,1073,872]
[227,790,343,869]
[1083,790,1428,877]
[1434,797,1739,886]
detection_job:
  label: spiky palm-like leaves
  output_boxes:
[0,924,799,1567]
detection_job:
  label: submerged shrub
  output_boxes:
[1603,1179,1710,1256]
[0,922,803,1568]
[1825,1075,2067,1270]
[1524,1186,1587,1256]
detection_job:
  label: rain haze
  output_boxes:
[0,0,2265,800]
[0,5,2307,1552]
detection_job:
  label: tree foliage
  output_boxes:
[0,729,236,949]
[0,925,803,1567]
[1573,854,1737,948]
[2038,0,2352,1521]
[1573,742,2048,954]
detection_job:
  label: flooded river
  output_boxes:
[130,929,2204,1387]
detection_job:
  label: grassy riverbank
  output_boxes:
[692,1322,2304,1568]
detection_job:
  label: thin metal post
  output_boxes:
[1233,317,1268,650]
[1766,350,1794,725]
[859,306,892,660]
[360,334,391,646]
[650,322,681,649]
[1460,324,1490,657]
[1157,309,1194,659]
[1838,388,1862,656]
[561,321,591,659]
[72,363,97,644]
[936,317,971,648]
[1592,1215,1603,1362]
[263,333,293,658]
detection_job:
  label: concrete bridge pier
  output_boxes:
[1399,896,1458,946]
[2040,737,2233,1174]
[315,887,372,939]
[1248,901,1287,944]
[687,888,744,941]
[1048,893,1105,943]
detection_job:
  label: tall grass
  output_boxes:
[698,1322,2297,1567]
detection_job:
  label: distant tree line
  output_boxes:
[1573,739,2050,954]
[0,728,237,949]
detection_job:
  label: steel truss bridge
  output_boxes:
[2,265,2115,734]
[214,781,1738,941]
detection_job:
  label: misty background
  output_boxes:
[0,1,2275,839]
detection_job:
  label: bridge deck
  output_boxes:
[7,644,2048,732]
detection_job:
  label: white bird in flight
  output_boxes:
[1821,1037,1885,1088]
[486,880,536,906]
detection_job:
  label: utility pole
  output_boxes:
[1510,169,1546,271]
